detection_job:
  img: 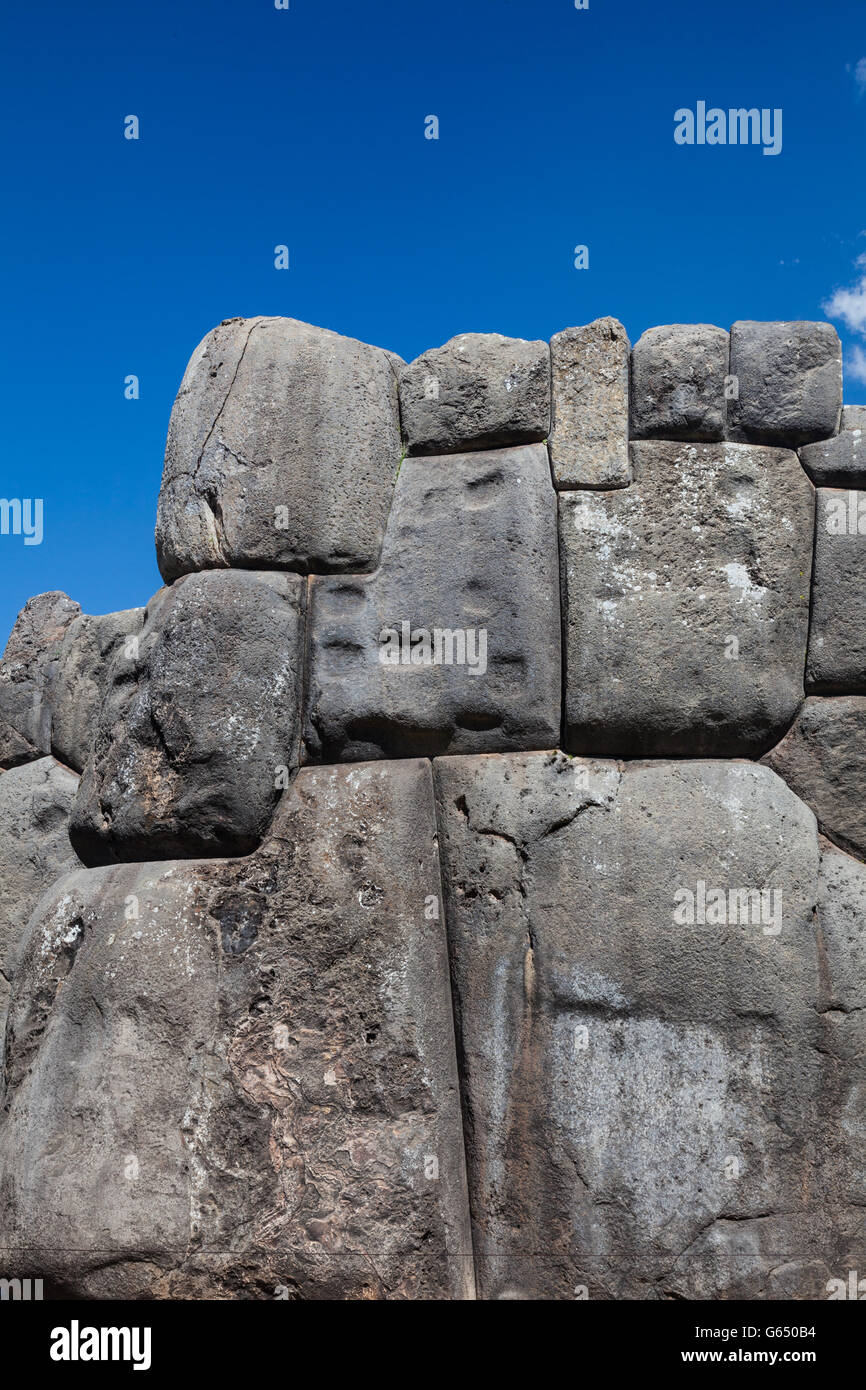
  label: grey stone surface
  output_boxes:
[815,841,866,1222]
[433,752,854,1300]
[0,757,80,1041]
[50,609,145,772]
[559,441,815,757]
[548,318,630,488]
[763,697,866,860]
[0,759,474,1300]
[155,316,404,582]
[841,405,866,431]
[71,570,306,865]
[800,427,866,486]
[729,320,842,446]
[5,310,866,1304]
[630,323,728,441]
[0,592,80,768]
[806,489,866,691]
[304,444,561,762]
[399,333,550,455]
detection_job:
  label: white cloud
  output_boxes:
[847,345,866,386]
[824,249,866,390]
[824,269,866,336]
[857,57,866,91]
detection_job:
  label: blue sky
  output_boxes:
[1,0,865,640]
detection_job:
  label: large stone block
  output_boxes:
[806,489,866,692]
[815,841,866,1226]
[0,757,80,1040]
[800,426,866,486]
[630,323,728,441]
[763,697,866,860]
[155,316,404,582]
[0,591,80,768]
[0,760,474,1300]
[729,321,842,446]
[548,318,630,488]
[71,570,306,865]
[841,405,866,431]
[50,608,145,772]
[434,752,857,1300]
[559,441,814,757]
[399,333,550,455]
[304,443,561,761]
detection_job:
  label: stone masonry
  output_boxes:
[0,313,863,1300]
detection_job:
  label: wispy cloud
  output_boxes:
[847,346,866,387]
[845,57,866,97]
[825,256,866,335]
[825,251,866,385]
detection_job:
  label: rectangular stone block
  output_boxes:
[559,441,815,757]
[806,488,866,691]
[548,318,631,488]
[433,752,839,1300]
[304,444,561,761]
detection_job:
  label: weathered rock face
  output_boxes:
[0,760,473,1300]
[816,840,866,1227]
[800,428,866,486]
[155,316,404,582]
[841,405,866,431]
[630,324,728,442]
[0,591,80,767]
[434,752,853,1300]
[729,321,842,446]
[304,443,561,761]
[548,318,630,489]
[399,333,550,456]
[559,441,815,757]
[806,489,866,692]
[50,609,145,772]
[0,595,148,776]
[0,757,80,1040]
[71,570,306,865]
[1,312,863,1303]
[763,697,866,860]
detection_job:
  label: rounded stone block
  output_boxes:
[70,570,307,865]
[155,316,404,581]
[729,320,842,447]
[399,332,550,456]
[630,323,728,442]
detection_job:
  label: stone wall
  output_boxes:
[0,313,864,1300]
